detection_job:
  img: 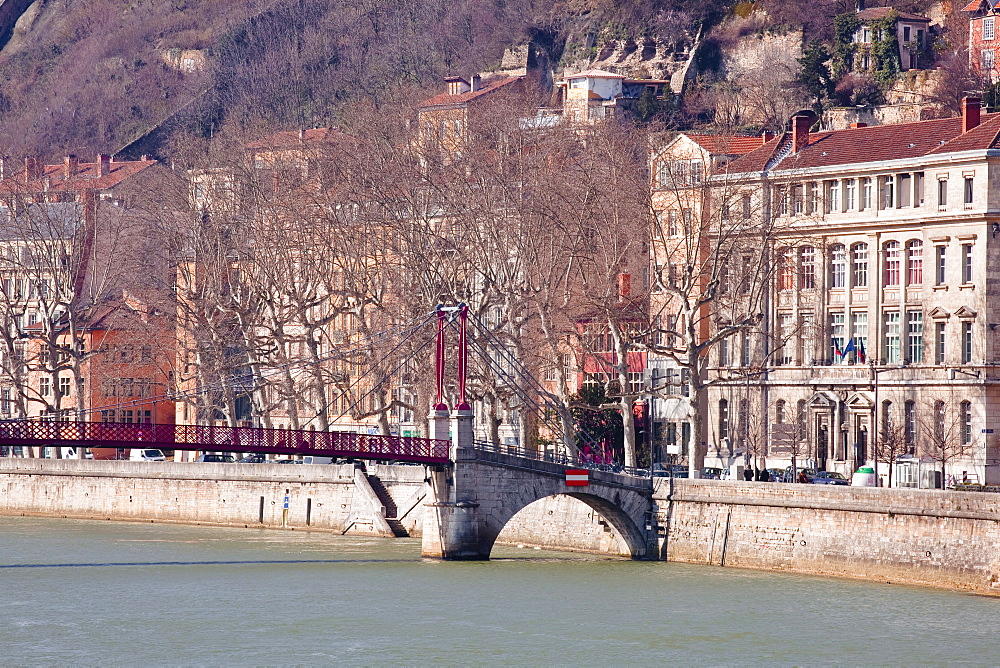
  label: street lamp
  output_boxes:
[869,360,905,486]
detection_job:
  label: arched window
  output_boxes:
[907,240,923,285]
[882,400,893,441]
[830,244,846,288]
[775,399,786,423]
[719,399,730,439]
[852,243,868,287]
[960,401,972,445]
[800,246,816,288]
[796,399,807,440]
[884,240,901,286]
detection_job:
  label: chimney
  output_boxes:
[761,131,775,145]
[618,272,631,299]
[64,155,79,179]
[850,122,868,128]
[24,157,43,181]
[96,154,111,178]
[791,111,817,153]
[963,96,982,133]
[471,74,482,92]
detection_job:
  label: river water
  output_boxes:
[1,516,997,665]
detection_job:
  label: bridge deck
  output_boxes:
[0,420,450,464]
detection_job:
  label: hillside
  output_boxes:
[0,0,952,161]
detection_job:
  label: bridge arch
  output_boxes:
[490,490,650,558]
[422,451,655,560]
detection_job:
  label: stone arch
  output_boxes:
[478,487,651,560]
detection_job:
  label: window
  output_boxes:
[862,178,873,210]
[880,176,894,209]
[779,248,795,290]
[800,246,815,288]
[721,203,731,221]
[935,322,946,364]
[884,241,901,286]
[884,311,901,363]
[962,244,973,283]
[934,400,946,442]
[779,313,794,365]
[741,330,751,367]
[775,399,786,423]
[938,179,948,208]
[852,243,869,287]
[904,400,916,449]
[831,312,846,363]
[719,338,730,367]
[807,182,819,214]
[719,399,730,439]
[964,177,974,208]
[793,184,804,215]
[986,17,996,41]
[851,311,868,364]
[882,400,894,441]
[681,208,693,229]
[962,321,973,363]
[830,244,846,288]
[961,401,973,445]
[39,377,50,397]
[903,26,911,42]
[907,240,923,285]
[984,49,996,71]
[907,311,923,363]
[741,194,751,219]
[897,174,911,207]
[935,245,946,285]
[914,172,924,206]
[845,179,857,210]
[774,186,788,216]
[826,181,840,214]
[58,376,71,397]
[667,211,678,236]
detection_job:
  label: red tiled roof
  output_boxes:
[856,7,930,21]
[722,114,1000,175]
[0,158,156,194]
[245,127,346,150]
[419,76,524,108]
[961,0,992,12]
[686,134,766,156]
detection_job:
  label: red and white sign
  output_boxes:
[565,469,589,486]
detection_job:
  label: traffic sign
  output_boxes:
[565,469,589,486]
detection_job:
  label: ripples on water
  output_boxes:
[0,516,997,665]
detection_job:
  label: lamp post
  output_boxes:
[870,360,905,486]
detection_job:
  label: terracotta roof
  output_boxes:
[685,134,767,156]
[856,7,930,21]
[565,69,626,79]
[0,158,156,195]
[961,0,994,12]
[419,76,525,108]
[722,114,1000,175]
[246,127,346,150]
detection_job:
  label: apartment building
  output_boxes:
[965,0,1000,81]
[676,98,1000,484]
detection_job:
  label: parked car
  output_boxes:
[652,464,689,478]
[765,468,784,482]
[274,458,302,464]
[195,454,236,463]
[238,453,267,464]
[130,448,165,462]
[811,471,849,485]
[701,467,724,479]
[783,467,817,483]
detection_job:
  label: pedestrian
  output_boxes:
[797,470,809,484]
[743,467,754,481]
[756,467,768,482]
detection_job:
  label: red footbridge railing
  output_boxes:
[0,420,451,464]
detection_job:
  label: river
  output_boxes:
[1,516,997,665]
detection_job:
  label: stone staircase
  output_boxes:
[367,474,409,537]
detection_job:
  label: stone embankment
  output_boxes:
[3,460,999,594]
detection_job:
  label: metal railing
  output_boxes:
[0,420,450,464]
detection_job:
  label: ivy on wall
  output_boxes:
[831,10,901,88]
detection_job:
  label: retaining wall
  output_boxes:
[656,478,1000,594]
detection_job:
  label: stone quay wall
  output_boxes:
[656,479,1000,595]
[0,459,399,535]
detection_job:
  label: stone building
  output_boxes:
[964,0,1000,81]
[677,98,1000,485]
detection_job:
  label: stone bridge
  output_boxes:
[420,409,656,560]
